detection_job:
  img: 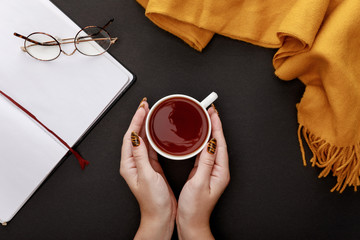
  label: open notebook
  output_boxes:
[0,0,134,224]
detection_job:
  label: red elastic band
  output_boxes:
[0,90,89,169]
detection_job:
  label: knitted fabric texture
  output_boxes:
[137,0,360,192]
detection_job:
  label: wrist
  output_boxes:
[135,214,174,240]
[177,217,214,240]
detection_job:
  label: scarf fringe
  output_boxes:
[298,124,360,193]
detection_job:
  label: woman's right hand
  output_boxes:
[120,98,177,240]
[176,106,230,240]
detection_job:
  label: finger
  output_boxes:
[124,101,148,144]
[208,104,225,146]
[138,100,150,147]
[194,153,200,167]
[187,155,200,180]
[137,100,157,160]
[130,98,149,136]
[209,105,228,169]
[120,98,148,170]
[121,110,146,170]
[208,103,217,116]
[131,131,153,176]
[193,138,217,183]
[138,97,149,137]
[148,144,158,161]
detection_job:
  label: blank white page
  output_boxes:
[0,97,66,223]
[0,0,133,223]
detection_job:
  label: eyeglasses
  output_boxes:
[14,19,118,61]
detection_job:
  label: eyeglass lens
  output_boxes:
[75,26,111,56]
[25,33,60,61]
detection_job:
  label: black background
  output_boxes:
[2,0,360,239]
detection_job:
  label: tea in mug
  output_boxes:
[148,97,209,156]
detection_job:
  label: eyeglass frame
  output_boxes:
[13,18,118,61]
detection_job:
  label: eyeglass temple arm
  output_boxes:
[14,32,57,48]
[14,32,44,46]
[59,37,118,45]
[86,18,115,38]
[62,37,117,43]
[23,37,118,51]
[102,18,114,30]
[13,18,114,43]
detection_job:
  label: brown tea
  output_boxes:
[148,97,209,156]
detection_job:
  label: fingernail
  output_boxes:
[138,103,145,110]
[131,131,140,147]
[207,138,217,154]
[138,97,147,109]
[211,104,219,117]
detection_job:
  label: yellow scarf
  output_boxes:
[137,0,360,193]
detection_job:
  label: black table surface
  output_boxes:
[2,0,360,239]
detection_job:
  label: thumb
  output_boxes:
[194,138,217,183]
[131,131,153,176]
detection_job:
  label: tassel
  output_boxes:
[298,124,360,193]
[71,150,89,170]
[0,90,89,169]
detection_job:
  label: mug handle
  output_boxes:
[200,92,218,108]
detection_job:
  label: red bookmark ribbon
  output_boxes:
[0,90,89,169]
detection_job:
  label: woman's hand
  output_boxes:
[120,98,177,240]
[176,106,230,240]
